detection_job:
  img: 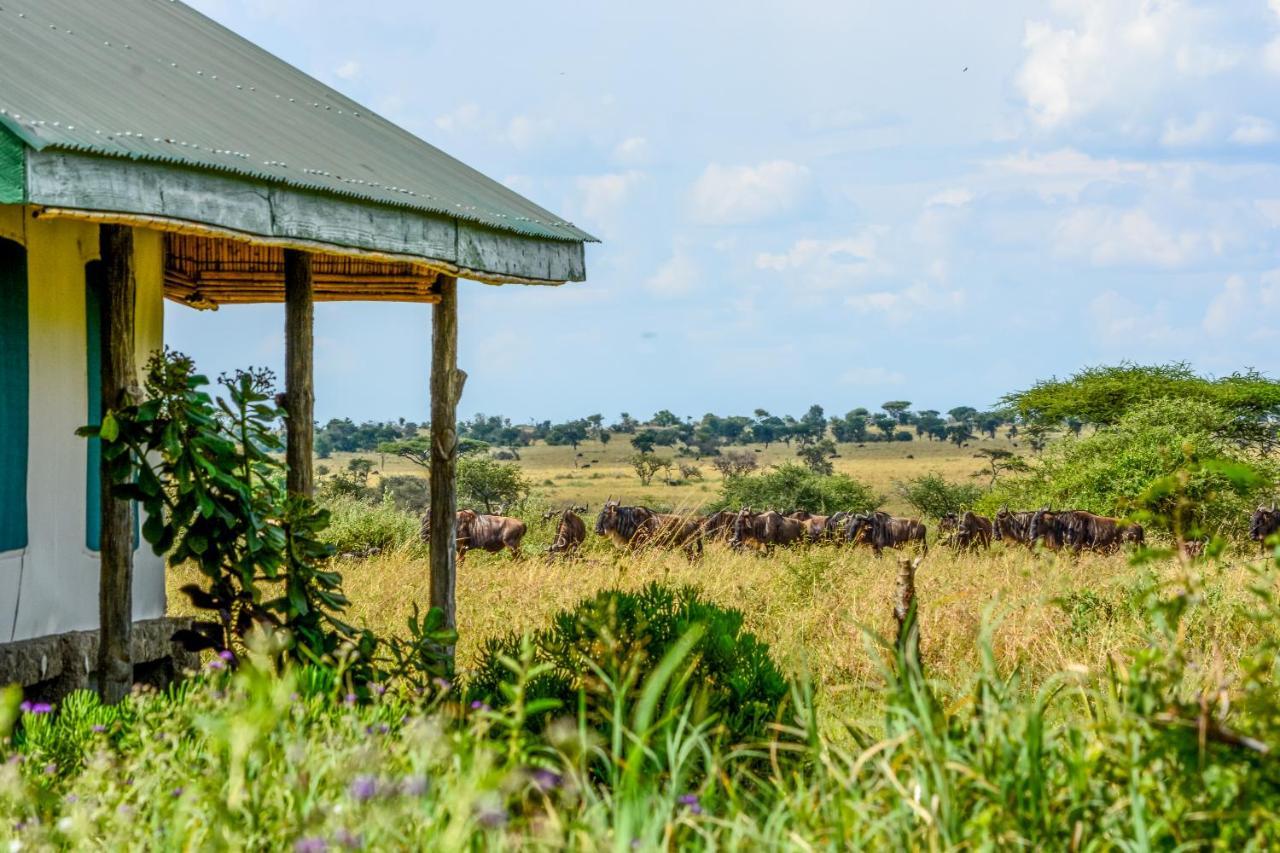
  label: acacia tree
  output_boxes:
[973,448,1029,486]
[631,452,669,486]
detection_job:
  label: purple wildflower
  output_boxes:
[377,723,389,735]
[218,649,235,662]
[334,828,364,849]
[400,776,429,797]
[432,677,452,692]
[344,693,357,706]
[294,838,328,853]
[91,724,107,734]
[371,683,386,697]
[172,787,184,798]
[677,794,704,815]
[348,775,377,802]
[469,700,491,712]
[531,769,562,793]
[43,763,57,776]
[207,658,225,671]
[65,794,78,804]
[19,701,52,715]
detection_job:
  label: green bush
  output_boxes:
[378,475,430,515]
[894,472,985,519]
[320,495,421,555]
[712,463,881,514]
[467,583,791,745]
[977,398,1276,537]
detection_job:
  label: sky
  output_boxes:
[171,0,1280,424]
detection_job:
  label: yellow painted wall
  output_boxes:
[0,206,166,644]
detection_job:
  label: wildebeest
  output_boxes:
[847,511,927,555]
[992,507,1037,547]
[1251,505,1280,552]
[1033,509,1143,553]
[545,508,587,558]
[733,508,807,553]
[421,509,527,559]
[595,499,703,557]
[786,510,832,543]
[944,511,992,551]
[700,509,738,543]
[824,511,855,544]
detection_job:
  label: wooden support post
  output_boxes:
[98,224,136,704]
[429,276,465,638]
[284,249,315,498]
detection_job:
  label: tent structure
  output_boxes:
[0,0,595,700]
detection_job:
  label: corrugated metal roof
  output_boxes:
[0,0,595,244]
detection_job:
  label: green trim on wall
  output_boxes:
[0,238,28,552]
[0,124,24,205]
[84,260,138,551]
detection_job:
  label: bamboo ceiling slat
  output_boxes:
[164,233,441,309]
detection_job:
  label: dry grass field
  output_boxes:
[171,436,1264,724]
[322,433,1021,516]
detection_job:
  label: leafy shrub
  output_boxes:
[467,583,791,745]
[712,463,881,514]
[977,398,1276,537]
[894,472,985,519]
[320,495,421,556]
[457,456,531,513]
[377,475,430,515]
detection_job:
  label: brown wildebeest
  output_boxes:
[594,499,703,558]
[701,509,738,543]
[1251,505,1279,552]
[938,512,959,545]
[421,509,527,559]
[1028,508,1070,551]
[733,508,807,553]
[847,511,927,556]
[786,510,832,543]
[993,507,1037,547]
[545,508,587,558]
[824,511,855,544]
[947,511,992,551]
[1059,510,1143,553]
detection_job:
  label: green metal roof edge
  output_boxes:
[35,139,596,245]
[0,125,25,205]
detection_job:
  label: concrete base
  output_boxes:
[0,617,200,702]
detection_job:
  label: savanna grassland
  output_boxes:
[172,435,1265,723]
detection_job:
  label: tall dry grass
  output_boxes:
[169,533,1264,720]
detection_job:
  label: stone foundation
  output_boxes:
[0,617,200,701]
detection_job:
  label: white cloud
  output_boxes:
[1203,271,1280,337]
[689,160,812,225]
[575,171,644,229]
[1088,290,1176,344]
[1015,1,1239,130]
[1161,112,1216,147]
[839,366,907,387]
[1053,208,1205,268]
[1267,1,1280,74]
[925,188,974,208]
[844,282,965,325]
[1230,116,1278,146]
[613,136,651,165]
[1256,199,1280,228]
[506,114,556,150]
[986,148,1157,201]
[645,250,699,298]
[334,60,360,80]
[434,103,484,134]
[754,229,885,291]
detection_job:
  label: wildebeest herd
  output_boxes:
[417,501,1280,561]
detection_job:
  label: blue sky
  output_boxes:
[172,0,1280,423]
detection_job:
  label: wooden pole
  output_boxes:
[429,276,465,637]
[283,249,315,498]
[894,557,919,648]
[98,224,137,704]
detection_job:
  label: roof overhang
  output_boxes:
[25,148,586,287]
